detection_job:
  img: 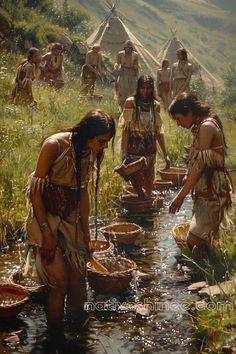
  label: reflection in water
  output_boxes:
[0,192,197,353]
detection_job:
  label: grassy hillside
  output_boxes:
[72,0,236,79]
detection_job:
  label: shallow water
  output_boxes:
[0,191,197,354]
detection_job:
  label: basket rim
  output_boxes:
[87,256,137,277]
[100,222,142,235]
[8,270,46,294]
[0,283,30,308]
[158,167,187,175]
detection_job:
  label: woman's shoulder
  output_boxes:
[124,96,135,109]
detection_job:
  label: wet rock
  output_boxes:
[136,270,151,280]
[187,281,207,292]
[135,304,151,318]
[3,329,26,349]
[198,279,235,298]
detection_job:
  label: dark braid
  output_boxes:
[71,109,116,199]
[134,75,157,121]
[94,152,103,240]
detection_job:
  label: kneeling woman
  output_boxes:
[119,75,170,198]
[26,110,115,334]
[169,93,232,257]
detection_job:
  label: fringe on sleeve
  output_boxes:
[118,108,134,129]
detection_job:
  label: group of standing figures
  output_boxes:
[10,41,232,339]
[12,40,192,110]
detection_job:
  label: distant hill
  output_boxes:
[72,0,236,79]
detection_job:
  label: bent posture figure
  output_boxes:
[169,93,232,258]
[12,47,41,106]
[80,44,102,95]
[119,75,170,198]
[114,40,139,109]
[25,110,115,336]
[40,43,64,88]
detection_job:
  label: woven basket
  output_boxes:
[120,193,164,213]
[0,284,29,321]
[114,157,147,178]
[9,271,46,301]
[172,222,190,249]
[100,222,142,245]
[153,179,173,192]
[87,256,137,295]
[89,239,114,256]
[158,167,187,186]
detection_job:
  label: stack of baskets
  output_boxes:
[120,193,164,213]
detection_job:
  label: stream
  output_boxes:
[0,191,198,354]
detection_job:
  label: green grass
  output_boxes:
[0,49,236,247]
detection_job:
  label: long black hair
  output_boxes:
[134,75,157,121]
[70,109,116,198]
[168,92,227,149]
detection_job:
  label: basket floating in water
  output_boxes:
[153,179,173,192]
[100,222,142,245]
[87,256,137,295]
[172,222,190,249]
[114,157,147,179]
[9,271,46,301]
[158,167,187,186]
[89,239,114,256]
[0,284,29,321]
[120,193,164,213]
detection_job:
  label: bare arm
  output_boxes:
[169,123,215,213]
[30,140,59,260]
[183,63,192,90]
[121,98,135,159]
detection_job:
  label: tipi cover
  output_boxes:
[157,33,222,88]
[86,8,160,77]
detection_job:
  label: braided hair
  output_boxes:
[134,75,156,121]
[71,109,116,198]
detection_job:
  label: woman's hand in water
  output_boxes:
[169,193,185,214]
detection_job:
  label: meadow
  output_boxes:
[0,48,236,350]
[1,49,236,246]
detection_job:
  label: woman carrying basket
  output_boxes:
[119,75,170,199]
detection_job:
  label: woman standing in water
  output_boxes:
[26,110,115,336]
[169,93,232,257]
[119,75,170,198]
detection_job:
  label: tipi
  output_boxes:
[157,30,222,88]
[86,1,160,77]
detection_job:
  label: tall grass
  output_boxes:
[1,50,236,246]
